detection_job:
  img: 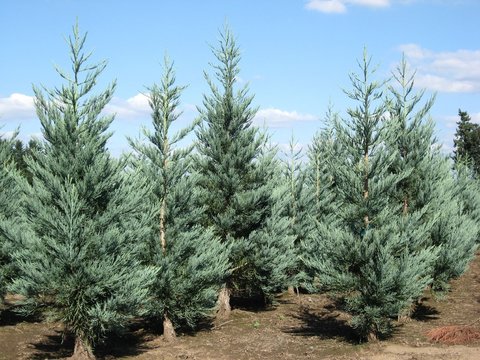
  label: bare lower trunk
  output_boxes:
[398,303,415,323]
[287,285,296,295]
[160,197,166,255]
[69,336,95,360]
[402,198,408,215]
[215,285,231,321]
[368,331,378,342]
[163,314,176,342]
[364,153,369,227]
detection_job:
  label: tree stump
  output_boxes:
[163,314,176,342]
[216,286,231,322]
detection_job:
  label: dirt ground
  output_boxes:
[1,254,480,360]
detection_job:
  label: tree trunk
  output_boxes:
[287,285,296,295]
[402,197,408,215]
[363,153,370,227]
[69,336,95,360]
[163,314,176,342]
[215,285,231,321]
[160,197,166,255]
[368,331,378,342]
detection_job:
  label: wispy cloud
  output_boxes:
[0,93,35,120]
[254,108,318,128]
[399,44,480,93]
[0,130,17,140]
[305,0,391,14]
[104,93,151,119]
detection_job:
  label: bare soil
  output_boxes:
[1,254,480,360]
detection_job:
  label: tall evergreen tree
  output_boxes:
[453,109,480,174]
[280,134,309,293]
[455,162,480,234]
[296,109,341,292]
[128,57,228,341]
[8,24,156,359]
[427,156,478,292]
[306,51,436,340]
[386,59,477,295]
[0,129,23,308]
[383,58,441,316]
[305,107,340,223]
[195,27,294,317]
[386,56,437,216]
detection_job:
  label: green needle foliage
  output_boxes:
[301,109,342,292]
[455,162,480,235]
[280,134,314,291]
[306,51,436,341]
[427,156,478,293]
[128,57,229,338]
[454,109,480,174]
[195,26,294,310]
[386,56,437,217]
[384,57,477,295]
[9,24,156,359]
[0,129,23,306]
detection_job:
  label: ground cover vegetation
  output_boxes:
[1,23,479,359]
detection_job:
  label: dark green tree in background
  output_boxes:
[8,24,156,359]
[454,109,480,174]
[195,27,294,319]
[128,57,229,341]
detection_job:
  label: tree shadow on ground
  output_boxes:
[27,326,150,360]
[411,302,440,322]
[282,307,359,344]
[230,294,277,313]
[27,331,73,359]
[0,306,40,326]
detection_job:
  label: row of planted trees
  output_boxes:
[1,24,479,359]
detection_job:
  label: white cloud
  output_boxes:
[0,93,35,120]
[103,93,150,119]
[471,112,480,124]
[398,44,480,93]
[305,0,390,13]
[0,131,17,140]
[254,108,318,128]
[306,0,347,13]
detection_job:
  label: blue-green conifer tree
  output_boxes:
[306,51,436,340]
[195,27,294,318]
[0,130,23,308]
[128,57,229,340]
[386,58,477,295]
[8,25,156,359]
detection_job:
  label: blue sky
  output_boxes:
[1,0,479,155]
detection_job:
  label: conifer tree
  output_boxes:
[8,24,156,359]
[386,57,437,217]
[128,57,229,341]
[306,51,436,340]
[305,107,340,222]
[428,156,478,292]
[455,162,480,233]
[281,134,310,293]
[0,129,23,308]
[195,27,294,317]
[454,109,480,174]
[386,58,477,295]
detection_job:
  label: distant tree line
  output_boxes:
[1,23,479,359]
